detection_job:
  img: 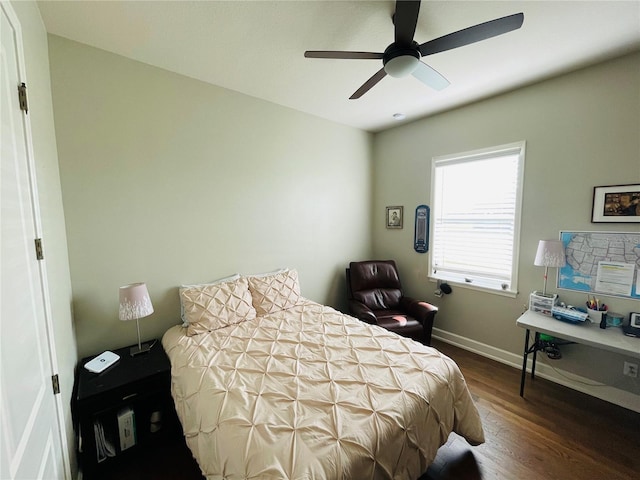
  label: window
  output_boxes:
[429,141,525,296]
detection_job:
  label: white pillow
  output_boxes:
[179,273,240,323]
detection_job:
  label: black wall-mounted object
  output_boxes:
[414,205,429,253]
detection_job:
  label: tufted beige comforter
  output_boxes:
[162,299,484,480]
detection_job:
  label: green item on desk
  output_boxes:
[540,334,556,342]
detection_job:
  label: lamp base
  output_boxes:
[129,342,152,357]
[532,290,557,299]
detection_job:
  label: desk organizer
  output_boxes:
[529,292,558,316]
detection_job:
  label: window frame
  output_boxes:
[428,141,526,297]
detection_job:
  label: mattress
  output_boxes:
[162,299,484,479]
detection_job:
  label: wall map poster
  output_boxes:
[558,231,640,299]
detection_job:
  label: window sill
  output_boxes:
[429,277,518,298]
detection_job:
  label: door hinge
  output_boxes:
[35,238,44,260]
[18,82,28,114]
[51,374,60,395]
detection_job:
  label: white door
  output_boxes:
[1,2,69,478]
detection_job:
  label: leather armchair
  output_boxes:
[346,260,438,345]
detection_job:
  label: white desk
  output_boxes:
[516,310,640,396]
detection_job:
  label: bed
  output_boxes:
[162,269,484,479]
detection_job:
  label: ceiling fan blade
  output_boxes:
[394,0,421,46]
[419,12,524,56]
[350,68,387,99]
[304,51,383,60]
[411,62,450,91]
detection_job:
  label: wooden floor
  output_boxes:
[425,339,639,480]
[90,339,639,480]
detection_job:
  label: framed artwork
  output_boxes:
[591,184,640,223]
[386,206,403,229]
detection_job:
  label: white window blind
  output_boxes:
[430,142,525,295]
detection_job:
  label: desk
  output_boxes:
[516,310,640,397]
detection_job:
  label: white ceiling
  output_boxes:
[38,1,640,132]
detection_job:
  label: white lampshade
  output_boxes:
[119,283,154,321]
[533,240,565,296]
[119,282,154,356]
[534,240,566,268]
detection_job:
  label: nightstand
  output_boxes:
[72,340,181,478]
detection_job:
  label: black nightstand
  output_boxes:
[72,341,181,479]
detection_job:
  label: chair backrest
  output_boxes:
[347,260,403,310]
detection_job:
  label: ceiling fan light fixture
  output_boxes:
[383,51,420,78]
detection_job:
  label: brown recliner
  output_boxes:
[346,260,438,345]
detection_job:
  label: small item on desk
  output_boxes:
[623,313,640,337]
[599,313,608,329]
[551,305,588,323]
[623,325,640,337]
[606,312,624,327]
[586,295,608,327]
[529,292,558,316]
[586,295,607,311]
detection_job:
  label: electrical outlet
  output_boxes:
[623,361,638,378]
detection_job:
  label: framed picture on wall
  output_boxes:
[591,184,640,223]
[386,206,403,229]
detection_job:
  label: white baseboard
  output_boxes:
[432,327,640,414]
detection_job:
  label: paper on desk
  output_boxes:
[595,261,634,296]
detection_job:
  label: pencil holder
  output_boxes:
[587,308,605,324]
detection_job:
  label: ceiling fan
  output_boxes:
[304,0,524,99]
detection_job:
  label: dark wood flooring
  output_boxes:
[88,339,639,480]
[425,340,639,480]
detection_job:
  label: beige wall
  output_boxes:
[44,26,639,411]
[47,35,373,358]
[372,52,640,407]
[10,1,78,475]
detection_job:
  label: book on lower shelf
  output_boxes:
[117,407,137,451]
[93,420,115,463]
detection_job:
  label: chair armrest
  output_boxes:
[348,299,377,324]
[400,297,439,345]
[401,297,438,319]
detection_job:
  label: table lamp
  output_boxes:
[119,282,154,356]
[534,240,566,296]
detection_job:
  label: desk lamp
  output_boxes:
[119,282,154,356]
[534,240,566,296]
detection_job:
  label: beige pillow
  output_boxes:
[179,273,241,323]
[181,277,256,336]
[247,269,301,316]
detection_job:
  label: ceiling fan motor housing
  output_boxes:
[383,43,421,77]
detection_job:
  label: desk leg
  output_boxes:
[519,328,530,397]
[531,331,540,380]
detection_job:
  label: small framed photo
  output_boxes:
[592,184,640,223]
[386,206,403,229]
[630,312,640,328]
